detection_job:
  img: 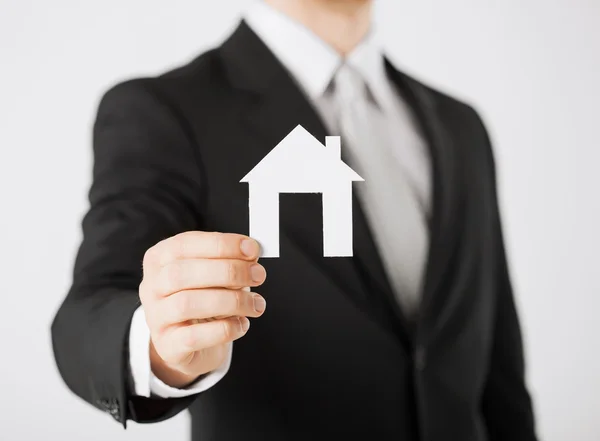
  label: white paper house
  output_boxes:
[240,125,364,258]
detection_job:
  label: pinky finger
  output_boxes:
[174,316,250,356]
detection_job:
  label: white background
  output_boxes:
[1,0,599,440]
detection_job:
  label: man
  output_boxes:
[51,0,538,440]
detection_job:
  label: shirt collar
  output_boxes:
[244,1,388,103]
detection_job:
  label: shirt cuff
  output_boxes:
[128,305,233,398]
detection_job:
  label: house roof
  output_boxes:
[240,125,364,183]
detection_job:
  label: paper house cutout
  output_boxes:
[240,125,364,258]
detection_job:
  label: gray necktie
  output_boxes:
[332,63,428,319]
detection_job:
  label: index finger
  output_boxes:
[149,231,260,267]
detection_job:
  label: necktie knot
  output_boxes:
[333,63,368,105]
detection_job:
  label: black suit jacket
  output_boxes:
[51,21,537,441]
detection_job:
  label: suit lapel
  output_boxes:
[219,21,412,342]
[385,62,463,340]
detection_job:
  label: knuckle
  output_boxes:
[163,262,183,292]
[173,292,191,321]
[221,320,233,341]
[143,301,162,331]
[212,232,224,257]
[226,261,241,284]
[138,280,149,302]
[143,245,158,268]
[168,234,186,261]
[139,278,159,303]
[146,313,161,336]
[233,290,244,313]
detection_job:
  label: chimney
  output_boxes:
[325,136,341,159]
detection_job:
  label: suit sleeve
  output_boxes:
[474,109,538,441]
[51,79,206,427]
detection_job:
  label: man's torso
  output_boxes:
[125,21,499,441]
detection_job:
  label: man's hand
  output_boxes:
[139,231,267,388]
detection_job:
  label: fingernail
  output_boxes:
[238,316,250,333]
[250,264,266,283]
[253,294,266,313]
[241,239,259,258]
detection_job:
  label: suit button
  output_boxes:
[108,400,121,421]
[414,345,426,371]
[97,398,121,421]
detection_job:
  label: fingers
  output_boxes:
[157,317,250,364]
[139,231,267,379]
[152,259,266,295]
[155,289,267,329]
[145,232,260,270]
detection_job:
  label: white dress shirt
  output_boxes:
[128,0,430,398]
